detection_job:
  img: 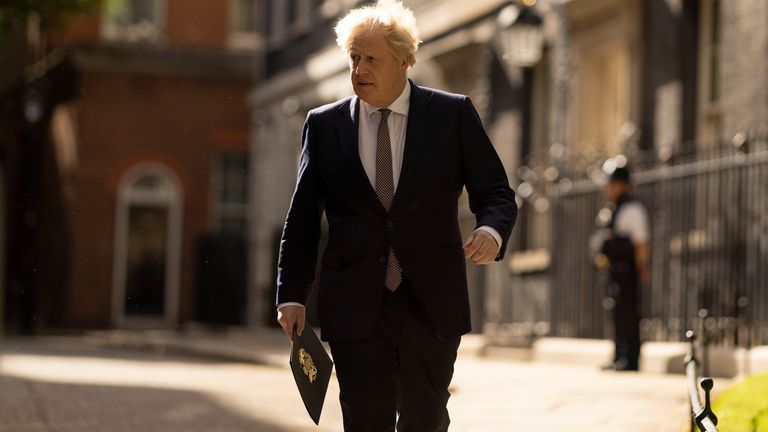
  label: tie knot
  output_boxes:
[379,108,391,121]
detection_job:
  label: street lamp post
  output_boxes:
[494,0,545,203]
[491,2,548,343]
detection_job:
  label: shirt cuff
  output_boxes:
[475,226,502,250]
[277,302,305,310]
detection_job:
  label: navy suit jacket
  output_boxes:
[277,81,517,342]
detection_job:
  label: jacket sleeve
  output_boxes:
[276,111,325,305]
[459,96,518,260]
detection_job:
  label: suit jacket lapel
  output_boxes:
[393,81,435,208]
[336,97,386,213]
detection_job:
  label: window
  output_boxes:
[102,0,164,43]
[215,153,249,235]
[568,1,639,157]
[705,0,721,104]
[697,0,722,145]
[229,0,264,50]
[233,0,258,34]
[266,0,312,48]
[286,0,312,37]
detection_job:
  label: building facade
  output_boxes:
[249,0,768,345]
[3,0,262,331]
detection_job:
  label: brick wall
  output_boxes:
[68,70,250,327]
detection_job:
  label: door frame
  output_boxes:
[0,163,5,335]
[111,162,183,328]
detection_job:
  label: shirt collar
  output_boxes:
[358,81,411,119]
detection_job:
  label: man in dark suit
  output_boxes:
[276,1,517,430]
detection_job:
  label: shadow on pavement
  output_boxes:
[0,336,229,365]
[0,374,296,432]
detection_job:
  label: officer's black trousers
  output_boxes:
[612,277,641,370]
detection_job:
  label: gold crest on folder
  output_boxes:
[299,348,318,383]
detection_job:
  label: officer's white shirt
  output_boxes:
[614,202,649,245]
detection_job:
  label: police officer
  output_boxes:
[594,156,649,371]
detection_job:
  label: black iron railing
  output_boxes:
[685,330,719,432]
[548,139,768,346]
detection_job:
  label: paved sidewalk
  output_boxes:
[449,357,691,431]
[1,332,702,431]
[86,328,699,431]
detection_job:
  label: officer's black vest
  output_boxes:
[601,193,637,276]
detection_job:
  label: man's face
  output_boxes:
[348,29,408,107]
[603,180,628,202]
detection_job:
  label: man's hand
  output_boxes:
[277,305,306,340]
[463,230,500,265]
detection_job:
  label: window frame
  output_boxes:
[696,0,722,145]
[228,0,266,50]
[211,153,250,236]
[100,0,167,44]
[266,0,313,49]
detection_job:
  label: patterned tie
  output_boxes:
[375,108,402,291]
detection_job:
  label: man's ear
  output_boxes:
[399,58,409,73]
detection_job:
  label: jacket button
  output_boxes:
[386,221,395,228]
[379,256,386,263]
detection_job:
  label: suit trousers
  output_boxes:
[329,279,461,432]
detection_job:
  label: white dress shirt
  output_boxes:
[278,82,501,310]
[358,79,410,191]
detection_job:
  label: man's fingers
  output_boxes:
[472,249,491,264]
[463,233,479,258]
[469,238,497,265]
[297,313,306,336]
[467,236,490,260]
[277,306,305,340]
[462,231,476,249]
[481,242,497,263]
[465,230,503,264]
[479,251,495,264]
[277,316,293,338]
[465,235,487,260]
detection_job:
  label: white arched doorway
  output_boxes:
[112,163,183,328]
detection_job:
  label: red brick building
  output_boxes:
[36,0,260,329]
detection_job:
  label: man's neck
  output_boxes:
[370,79,408,108]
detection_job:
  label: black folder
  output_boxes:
[290,326,333,424]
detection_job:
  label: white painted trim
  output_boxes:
[696,0,722,144]
[0,164,5,335]
[111,162,183,329]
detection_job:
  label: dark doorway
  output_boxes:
[124,205,168,316]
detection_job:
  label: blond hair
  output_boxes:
[335,0,422,67]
